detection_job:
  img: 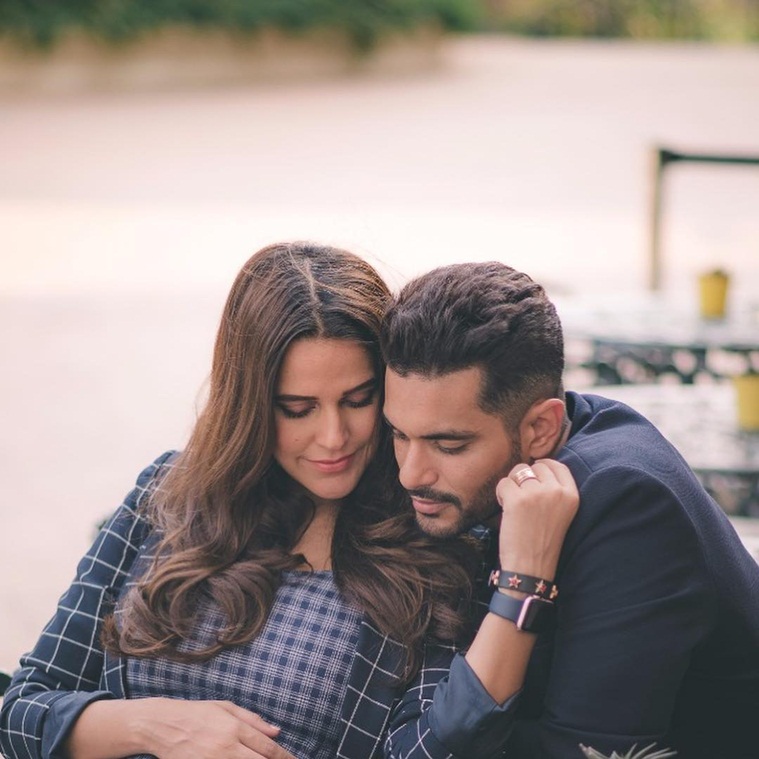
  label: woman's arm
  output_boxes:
[1,452,295,759]
[384,642,522,759]
[67,697,292,759]
[0,453,168,759]
[385,460,579,758]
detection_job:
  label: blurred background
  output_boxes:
[1,0,758,671]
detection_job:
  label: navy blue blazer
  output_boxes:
[505,391,759,758]
[387,392,759,758]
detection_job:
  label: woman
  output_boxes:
[0,242,576,759]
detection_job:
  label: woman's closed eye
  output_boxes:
[276,389,376,419]
[342,389,376,409]
[277,402,315,419]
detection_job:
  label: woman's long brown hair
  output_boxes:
[103,242,480,682]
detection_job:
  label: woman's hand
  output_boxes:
[495,458,579,581]
[463,459,579,704]
[143,698,296,759]
[67,697,296,759]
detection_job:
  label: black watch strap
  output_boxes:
[488,591,557,633]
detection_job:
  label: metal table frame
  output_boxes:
[648,146,759,291]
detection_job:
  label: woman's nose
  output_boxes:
[316,407,349,450]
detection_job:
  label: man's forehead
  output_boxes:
[385,366,482,395]
[384,367,489,429]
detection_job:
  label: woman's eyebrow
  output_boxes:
[341,378,377,397]
[275,377,376,402]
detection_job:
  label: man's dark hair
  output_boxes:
[381,262,565,427]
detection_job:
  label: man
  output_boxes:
[380,262,759,758]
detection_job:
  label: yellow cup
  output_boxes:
[698,270,729,320]
[734,374,759,432]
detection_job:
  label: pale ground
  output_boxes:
[1,35,759,673]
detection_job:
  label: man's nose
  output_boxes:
[316,407,349,450]
[397,444,437,491]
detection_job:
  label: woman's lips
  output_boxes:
[308,453,354,474]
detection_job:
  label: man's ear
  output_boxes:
[519,398,566,460]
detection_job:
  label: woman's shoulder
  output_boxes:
[135,449,181,487]
[96,450,180,544]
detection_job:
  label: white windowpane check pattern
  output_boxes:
[0,452,497,759]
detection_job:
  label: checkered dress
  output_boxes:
[125,570,362,758]
[0,453,510,759]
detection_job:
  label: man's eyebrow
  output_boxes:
[421,431,476,442]
[383,415,476,441]
[276,378,376,402]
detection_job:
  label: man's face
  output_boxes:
[384,367,523,538]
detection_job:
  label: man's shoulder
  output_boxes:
[562,391,683,477]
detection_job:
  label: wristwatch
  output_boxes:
[488,590,557,633]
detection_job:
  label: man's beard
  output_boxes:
[408,446,523,539]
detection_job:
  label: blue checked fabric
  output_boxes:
[125,570,362,759]
[0,453,513,759]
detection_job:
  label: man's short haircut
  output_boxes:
[381,262,565,427]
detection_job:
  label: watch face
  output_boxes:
[519,597,557,633]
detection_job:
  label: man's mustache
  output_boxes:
[405,487,461,508]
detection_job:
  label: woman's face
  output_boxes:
[273,337,380,506]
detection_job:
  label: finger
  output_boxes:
[495,474,518,506]
[533,458,578,492]
[216,701,281,737]
[247,750,296,759]
[244,712,282,738]
[240,728,296,759]
[509,463,541,488]
[508,462,538,479]
[497,460,555,508]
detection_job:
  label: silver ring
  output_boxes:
[512,467,539,487]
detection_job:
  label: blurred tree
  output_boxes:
[0,0,482,51]
[481,0,759,41]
